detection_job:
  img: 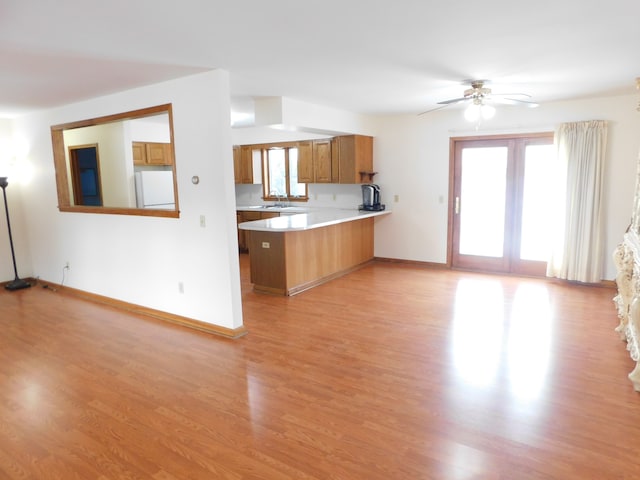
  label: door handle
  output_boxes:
[455,196,460,215]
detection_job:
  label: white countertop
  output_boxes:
[238,208,390,232]
[236,205,309,213]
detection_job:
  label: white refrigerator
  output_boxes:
[135,171,175,209]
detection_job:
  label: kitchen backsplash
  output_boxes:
[235,183,363,210]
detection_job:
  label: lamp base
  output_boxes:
[5,278,31,291]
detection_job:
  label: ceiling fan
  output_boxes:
[419,80,539,117]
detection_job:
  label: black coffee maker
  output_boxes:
[359,184,385,211]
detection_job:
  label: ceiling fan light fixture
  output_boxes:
[464,103,480,122]
[480,103,496,119]
[464,101,496,122]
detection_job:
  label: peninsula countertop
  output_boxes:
[237,208,390,232]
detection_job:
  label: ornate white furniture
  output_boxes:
[612,82,640,390]
[613,229,640,391]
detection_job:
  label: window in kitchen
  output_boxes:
[262,146,308,201]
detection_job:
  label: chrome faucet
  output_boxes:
[274,192,288,207]
[271,191,282,207]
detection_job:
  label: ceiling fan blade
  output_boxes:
[437,97,470,105]
[417,104,450,116]
[491,92,532,98]
[492,97,539,108]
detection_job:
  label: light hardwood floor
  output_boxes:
[2,256,639,479]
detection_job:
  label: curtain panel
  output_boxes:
[547,120,608,283]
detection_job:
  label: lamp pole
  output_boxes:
[0,177,30,290]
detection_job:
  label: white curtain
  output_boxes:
[546,120,608,283]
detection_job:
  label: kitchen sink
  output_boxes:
[246,205,290,209]
[243,205,307,213]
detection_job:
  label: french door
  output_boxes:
[450,134,555,276]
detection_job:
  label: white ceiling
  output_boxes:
[1,0,639,119]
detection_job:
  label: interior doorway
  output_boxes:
[69,145,103,206]
[449,134,555,276]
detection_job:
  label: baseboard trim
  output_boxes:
[35,279,247,339]
[374,257,449,269]
[373,258,617,289]
[549,277,617,290]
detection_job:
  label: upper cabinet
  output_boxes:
[234,134,374,185]
[295,135,373,184]
[297,141,314,183]
[313,139,333,183]
[133,141,173,166]
[234,145,263,184]
[297,139,333,184]
[334,135,374,184]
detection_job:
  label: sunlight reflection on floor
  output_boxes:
[452,279,505,388]
[452,278,552,401]
[508,283,552,401]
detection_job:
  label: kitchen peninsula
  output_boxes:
[239,209,390,295]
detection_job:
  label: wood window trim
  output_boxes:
[261,145,309,202]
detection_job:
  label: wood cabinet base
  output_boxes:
[247,218,374,295]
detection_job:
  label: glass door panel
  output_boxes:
[459,147,508,257]
[451,135,554,276]
[520,144,555,262]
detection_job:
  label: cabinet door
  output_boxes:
[132,142,146,166]
[233,146,242,184]
[297,141,314,183]
[162,143,174,165]
[240,146,254,183]
[313,139,333,183]
[237,212,246,251]
[146,142,170,165]
[336,135,373,183]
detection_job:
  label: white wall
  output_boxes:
[8,70,243,330]
[371,93,640,280]
[128,114,171,143]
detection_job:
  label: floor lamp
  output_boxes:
[0,177,30,290]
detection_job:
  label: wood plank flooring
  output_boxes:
[2,255,640,479]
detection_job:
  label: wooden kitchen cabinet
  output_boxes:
[147,142,173,165]
[313,139,333,183]
[244,216,375,296]
[236,212,244,249]
[297,141,314,183]
[237,210,280,252]
[132,142,146,165]
[233,146,242,184]
[297,139,333,183]
[233,146,262,184]
[333,135,373,184]
[240,146,254,184]
[132,141,173,166]
[237,134,374,185]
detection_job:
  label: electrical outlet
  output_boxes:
[262,242,270,249]
[200,215,206,228]
[178,281,184,294]
[64,261,70,269]
[332,194,337,201]
[394,195,399,203]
